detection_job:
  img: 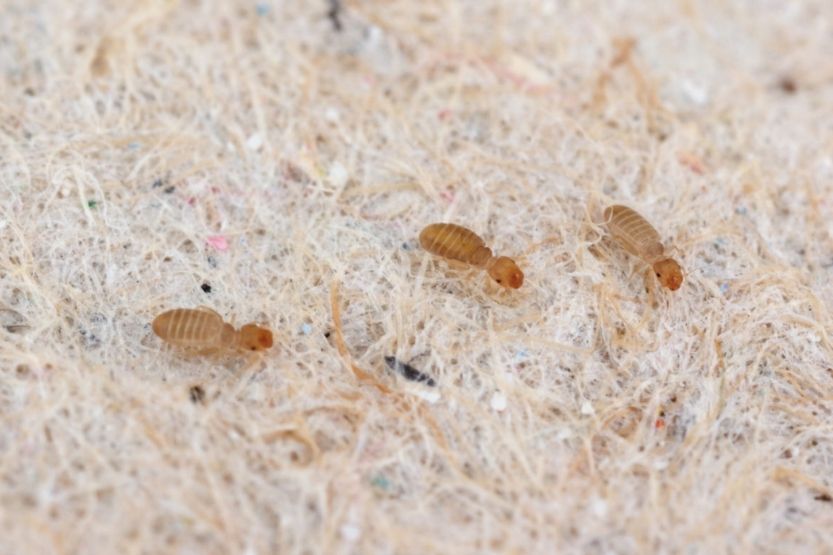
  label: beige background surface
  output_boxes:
[2,1,833,553]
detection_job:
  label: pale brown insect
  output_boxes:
[603,205,683,291]
[152,307,274,353]
[419,223,524,288]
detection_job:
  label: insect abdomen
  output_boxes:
[152,308,224,348]
[419,223,492,266]
[604,205,664,261]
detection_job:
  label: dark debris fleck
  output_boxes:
[384,356,436,386]
[201,283,212,293]
[327,0,342,31]
[778,76,797,94]
[189,385,206,404]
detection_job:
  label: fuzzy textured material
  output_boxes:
[2,1,833,553]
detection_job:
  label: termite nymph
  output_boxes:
[419,223,524,288]
[603,204,683,291]
[152,307,274,353]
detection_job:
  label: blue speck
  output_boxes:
[735,206,747,215]
[127,142,141,150]
[514,349,528,362]
[255,3,270,16]
[720,283,730,294]
[300,323,312,335]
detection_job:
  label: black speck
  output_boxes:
[815,493,832,503]
[207,256,218,268]
[152,178,164,189]
[189,385,206,404]
[327,0,342,31]
[164,186,175,194]
[324,331,331,339]
[384,356,436,386]
[201,283,212,293]
[24,87,35,96]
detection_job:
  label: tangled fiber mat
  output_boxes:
[2,1,833,553]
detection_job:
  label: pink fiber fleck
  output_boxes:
[206,235,229,251]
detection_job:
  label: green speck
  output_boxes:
[370,474,390,490]
[87,200,98,208]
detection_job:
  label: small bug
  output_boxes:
[603,205,683,291]
[152,307,274,353]
[419,223,524,288]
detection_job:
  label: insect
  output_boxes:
[384,356,436,386]
[152,307,274,353]
[419,223,524,288]
[603,205,683,290]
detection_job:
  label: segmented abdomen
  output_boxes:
[419,223,492,266]
[604,205,664,261]
[152,308,224,348]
